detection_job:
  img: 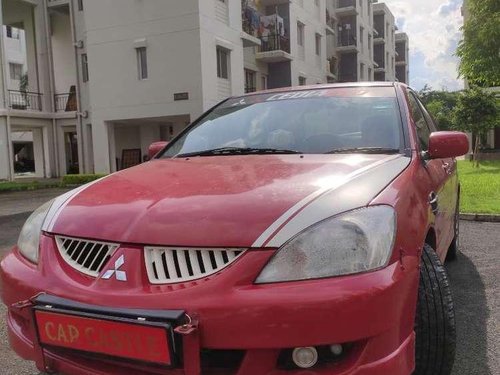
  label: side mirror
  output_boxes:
[428,131,469,159]
[148,141,168,160]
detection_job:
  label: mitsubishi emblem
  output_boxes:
[101,254,127,281]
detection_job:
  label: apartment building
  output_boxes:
[0,0,409,180]
[395,32,409,84]
[335,0,376,82]
[372,1,396,81]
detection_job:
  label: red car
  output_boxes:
[1,83,469,375]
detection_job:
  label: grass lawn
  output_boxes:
[0,180,61,193]
[458,160,500,214]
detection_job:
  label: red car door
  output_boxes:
[407,91,455,260]
[418,97,458,255]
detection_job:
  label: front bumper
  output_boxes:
[1,234,420,375]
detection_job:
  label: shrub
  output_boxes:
[61,174,107,186]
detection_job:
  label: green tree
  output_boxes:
[452,87,499,166]
[418,86,459,130]
[456,0,500,87]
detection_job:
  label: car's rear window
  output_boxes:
[162,86,403,156]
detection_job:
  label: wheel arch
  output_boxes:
[424,227,437,251]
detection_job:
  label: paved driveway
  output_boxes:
[0,190,498,374]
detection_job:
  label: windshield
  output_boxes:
[162,86,403,157]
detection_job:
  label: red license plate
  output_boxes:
[35,310,173,365]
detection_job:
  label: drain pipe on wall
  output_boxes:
[43,0,60,177]
[68,0,85,175]
[0,4,14,181]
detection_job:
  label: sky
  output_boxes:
[381,0,465,91]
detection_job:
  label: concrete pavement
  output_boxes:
[0,189,70,217]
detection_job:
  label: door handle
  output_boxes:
[429,192,439,214]
[442,162,453,175]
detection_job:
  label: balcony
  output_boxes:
[327,56,338,78]
[55,92,77,112]
[256,35,292,63]
[336,0,358,16]
[8,90,42,111]
[337,35,358,53]
[241,4,262,47]
[326,9,336,34]
[47,0,70,8]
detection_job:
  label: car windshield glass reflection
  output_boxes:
[162,88,403,157]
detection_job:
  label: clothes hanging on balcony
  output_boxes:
[260,14,285,37]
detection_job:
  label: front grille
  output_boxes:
[145,247,246,284]
[55,236,119,277]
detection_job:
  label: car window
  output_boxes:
[162,87,403,156]
[418,100,438,132]
[408,92,432,150]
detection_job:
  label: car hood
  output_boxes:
[47,154,410,248]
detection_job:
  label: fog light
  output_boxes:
[292,347,318,369]
[330,344,343,356]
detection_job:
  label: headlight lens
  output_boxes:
[17,200,53,263]
[255,205,396,283]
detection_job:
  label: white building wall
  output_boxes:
[2,0,39,94]
[357,0,375,81]
[290,0,328,85]
[50,11,76,94]
[82,0,205,173]
[199,0,245,110]
[373,2,396,81]
[3,27,27,91]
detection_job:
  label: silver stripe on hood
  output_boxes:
[252,155,410,248]
[42,176,110,232]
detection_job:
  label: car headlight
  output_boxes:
[17,200,54,264]
[255,205,396,283]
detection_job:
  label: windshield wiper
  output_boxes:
[325,147,401,155]
[176,147,302,158]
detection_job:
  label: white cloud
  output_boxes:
[382,0,465,91]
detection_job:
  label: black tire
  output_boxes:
[446,198,460,261]
[414,244,456,375]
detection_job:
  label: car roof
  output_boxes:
[237,81,410,98]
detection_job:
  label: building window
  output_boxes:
[9,63,23,80]
[245,69,256,93]
[360,63,365,81]
[368,68,372,81]
[81,53,89,82]
[315,33,321,55]
[136,47,148,80]
[299,76,306,86]
[216,47,229,79]
[297,22,305,47]
[360,26,364,49]
[77,0,83,11]
[6,26,20,39]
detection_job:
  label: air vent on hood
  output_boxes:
[55,236,119,277]
[144,247,246,284]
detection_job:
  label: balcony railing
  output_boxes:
[328,56,337,76]
[337,34,357,48]
[55,92,77,112]
[8,90,42,111]
[337,0,356,8]
[259,35,290,54]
